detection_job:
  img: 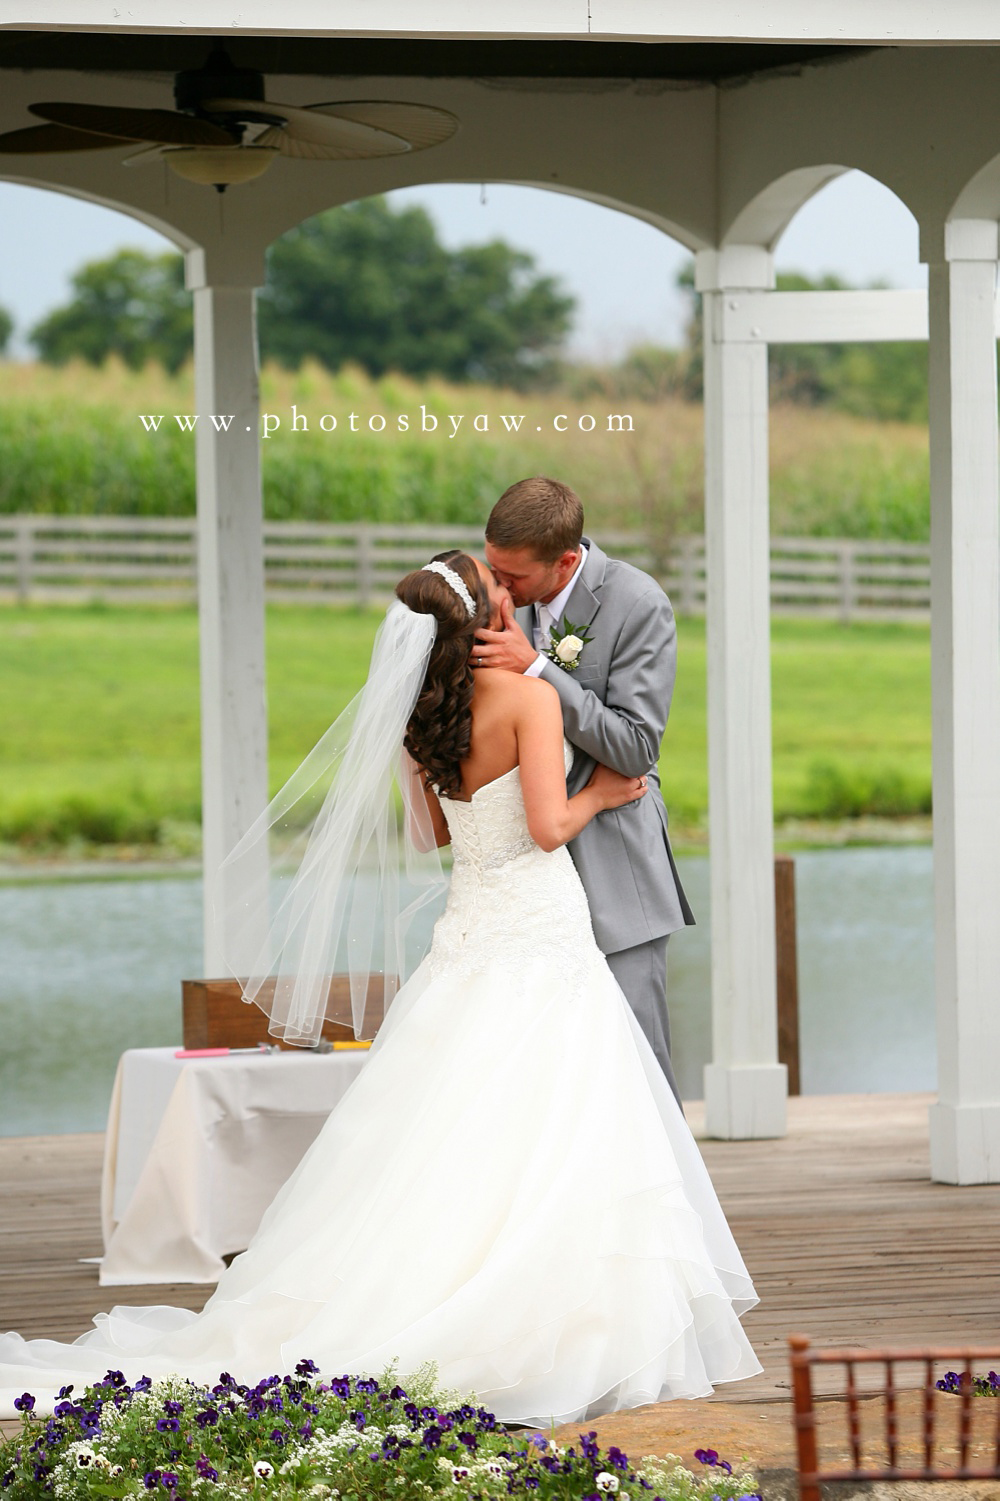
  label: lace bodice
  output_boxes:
[437,738,574,874]
[424,743,601,984]
[439,765,539,871]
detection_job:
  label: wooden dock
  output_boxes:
[2,1092,999,1463]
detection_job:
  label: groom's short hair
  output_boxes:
[486,476,584,563]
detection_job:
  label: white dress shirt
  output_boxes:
[523,545,588,678]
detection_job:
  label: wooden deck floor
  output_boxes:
[1,1093,998,1414]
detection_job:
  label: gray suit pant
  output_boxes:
[604,934,683,1111]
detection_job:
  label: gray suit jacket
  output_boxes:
[517,537,695,954]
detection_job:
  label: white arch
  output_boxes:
[723,165,850,250]
[499,179,708,253]
[0,171,198,255]
[722,160,925,261]
[0,160,710,276]
[948,149,1000,223]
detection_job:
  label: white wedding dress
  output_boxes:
[0,748,762,1423]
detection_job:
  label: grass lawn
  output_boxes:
[0,604,932,848]
[668,615,933,823]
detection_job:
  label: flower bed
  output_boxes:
[0,1365,761,1501]
[936,1371,1000,1397]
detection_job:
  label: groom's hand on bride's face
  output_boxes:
[474,595,538,674]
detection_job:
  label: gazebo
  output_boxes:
[2,11,998,1185]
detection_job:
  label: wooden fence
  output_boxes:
[0,514,932,622]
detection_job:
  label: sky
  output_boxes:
[0,168,925,361]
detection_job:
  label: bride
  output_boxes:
[0,551,761,1425]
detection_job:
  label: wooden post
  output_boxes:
[925,220,1000,1184]
[188,253,269,975]
[789,1334,820,1501]
[357,522,373,610]
[15,515,32,604]
[678,534,699,616]
[838,540,855,625]
[775,853,801,1096]
[698,245,788,1140]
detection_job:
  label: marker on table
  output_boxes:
[174,1045,275,1058]
[173,1041,373,1058]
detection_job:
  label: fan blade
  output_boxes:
[29,102,235,146]
[250,128,360,163]
[0,121,134,154]
[194,98,288,130]
[205,97,409,158]
[307,101,459,153]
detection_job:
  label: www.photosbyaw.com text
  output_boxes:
[136,404,635,437]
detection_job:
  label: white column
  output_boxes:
[697,246,788,1139]
[925,219,1000,1184]
[187,249,268,975]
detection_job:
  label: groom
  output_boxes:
[476,475,694,1107]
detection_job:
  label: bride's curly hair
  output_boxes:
[395,550,490,799]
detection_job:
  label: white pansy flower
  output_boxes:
[596,1473,620,1493]
[74,1449,96,1468]
[450,1466,471,1483]
[253,1460,275,1479]
[554,634,584,664]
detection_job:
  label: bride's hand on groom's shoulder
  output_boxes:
[587,762,649,811]
[474,595,538,674]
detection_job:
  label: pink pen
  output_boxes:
[173,1045,273,1058]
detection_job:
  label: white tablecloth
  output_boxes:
[99,1046,368,1286]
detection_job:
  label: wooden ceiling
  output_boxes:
[0,31,871,84]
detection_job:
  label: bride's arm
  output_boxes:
[401,751,451,849]
[515,679,646,852]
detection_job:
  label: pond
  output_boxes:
[0,845,935,1135]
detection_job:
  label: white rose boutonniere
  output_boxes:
[555,634,584,664]
[544,619,594,673]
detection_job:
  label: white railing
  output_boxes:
[0,515,932,622]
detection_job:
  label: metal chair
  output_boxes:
[789,1334,1000,1501]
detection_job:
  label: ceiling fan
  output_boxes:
[0,43,459,190]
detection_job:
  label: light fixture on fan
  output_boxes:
[0,43,458,191]
[158,144,279,188]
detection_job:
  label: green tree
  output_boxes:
[0,304,12,356]
[30,250,193,373]
[31,200,573,388]
[258,197,574,387]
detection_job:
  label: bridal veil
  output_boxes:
[213,599,447,1045]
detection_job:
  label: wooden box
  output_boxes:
[181,976,388,1051]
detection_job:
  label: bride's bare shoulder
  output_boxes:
[481,671,558,706]
[478,673,561,735]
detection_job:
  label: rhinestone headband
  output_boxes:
[421,561,477,619]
